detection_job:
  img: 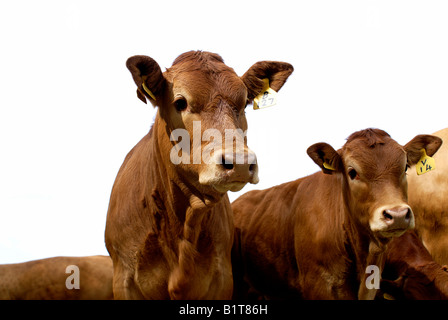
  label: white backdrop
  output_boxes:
[1,0,447,263]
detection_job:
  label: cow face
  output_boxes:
[307,128,442,242]
[126,51,293,197]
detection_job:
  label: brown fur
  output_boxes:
[104,51,293,299]
[381,231,448,300]
[232,128,442,299]
[407,128,448,265]
[0,256,113,300]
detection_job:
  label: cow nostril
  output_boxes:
[405,208,411,220]
[383,211,393,221]
[249,163,256,173]
[221,156,234,170]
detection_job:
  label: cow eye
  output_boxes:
[174,98,187,112]
[348,168,358,180]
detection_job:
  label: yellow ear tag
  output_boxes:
[416,148,436,175]
[141,76,157,101]
[253,78,277,110]
[323,162,336,171]
[383,293,396,300]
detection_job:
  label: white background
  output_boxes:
[1,1,447,263]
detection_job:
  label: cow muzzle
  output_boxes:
[370,205,415,238]
[198,148,259,193]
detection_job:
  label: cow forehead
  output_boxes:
[342,139,406,175]
[166,54,247,107]
[170,70,247,108]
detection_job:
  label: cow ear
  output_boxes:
[307,142,343,174]
[404,134,443,165]
[241,61,294,101]
[126,55,166,106]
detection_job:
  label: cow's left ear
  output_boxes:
[404,134,443,165]
[307,142,343,174]
[241,61,294,101]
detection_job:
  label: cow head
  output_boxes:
[126,51,293,198]
[307,128,442,242]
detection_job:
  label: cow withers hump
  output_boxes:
[232,128,442,300]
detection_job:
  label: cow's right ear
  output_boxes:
[307,143,343,175]
[241,61,294,101]
[126,55,166,106]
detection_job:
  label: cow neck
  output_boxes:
[337,175,388,300]
[150,113,223,240]
[343,216,386,299]
[147,113,231,299]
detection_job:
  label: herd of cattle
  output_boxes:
[1,51,448,300]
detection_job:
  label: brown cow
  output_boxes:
[104,51,293,299]
[0,255,113,300]
[407,128,448,265]
[232,128,442,300]
[380,231,448,300]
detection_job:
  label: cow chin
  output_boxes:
[198,162,259,194]
[198,175,250,194]
[376,228,408,239]
[212,182,249,193]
